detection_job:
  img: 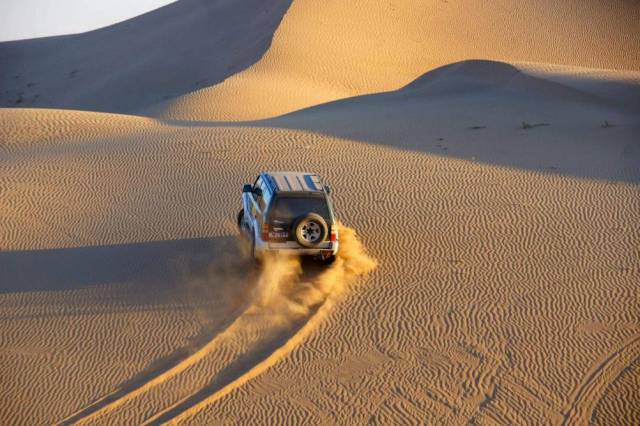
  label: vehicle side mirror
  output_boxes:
[324,185,332,194]
[243,184,252,193]
[253,187,263,197]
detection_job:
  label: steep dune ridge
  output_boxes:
[151,0,640,120]
[514,62,640,108]
[0,0,292,113]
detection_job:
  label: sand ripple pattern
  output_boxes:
[1,102,638,424]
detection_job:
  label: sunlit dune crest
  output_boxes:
[149,0,640,120]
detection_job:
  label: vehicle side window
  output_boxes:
[253,177,263,191]
[252,177,266,213]
[258,181,270,212]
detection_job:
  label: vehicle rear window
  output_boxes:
[270,196,330,221]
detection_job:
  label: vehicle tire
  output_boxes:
[293,213,328,248]
[250,232,257,260]
[237,208,244,231]
[320,254,336,265]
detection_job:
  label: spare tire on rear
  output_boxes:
[293,213,328,247]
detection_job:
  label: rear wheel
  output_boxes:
[236,208,244,231]
[320,254,336,265]
[250,232,258,262]
[251,234,255,258]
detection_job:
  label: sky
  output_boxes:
[0,0,178,42]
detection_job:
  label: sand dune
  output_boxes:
[2,0,638,120]
[149,0,640,120]
[0,0,292,113]
[268,60,640,183]
[1,0,639,424]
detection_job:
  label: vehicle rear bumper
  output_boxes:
[256,240,339,257]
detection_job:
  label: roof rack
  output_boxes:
[263,171,324,193]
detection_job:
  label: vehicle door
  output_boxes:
[243,176,265,237]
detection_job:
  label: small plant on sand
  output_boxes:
[521,121,549,130]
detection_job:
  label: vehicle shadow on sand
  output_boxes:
[0,236,243,293]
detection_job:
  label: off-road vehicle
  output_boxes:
[237,171,339,261]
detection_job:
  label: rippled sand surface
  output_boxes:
[1,0,639,424]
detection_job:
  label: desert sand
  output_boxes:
[1,0,639,424]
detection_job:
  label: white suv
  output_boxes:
[237,171,339,262]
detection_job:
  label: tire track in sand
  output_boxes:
[142,298,334,425]
[562,334,640,425]
[143,225,377,425]
[57,300,253,425]
[60,225,376,425]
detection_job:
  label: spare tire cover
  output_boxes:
[293,213,328,247]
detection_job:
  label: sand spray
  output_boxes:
[250,223,378,321]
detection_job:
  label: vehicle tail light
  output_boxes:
[330,226,338,242]
[262,223,269,241]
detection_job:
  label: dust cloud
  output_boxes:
[251,224,377,322]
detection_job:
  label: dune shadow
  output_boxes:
[160,60,640,183]
[0,0,293,113]
[266,61,640,183]
[0,235,244,294]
